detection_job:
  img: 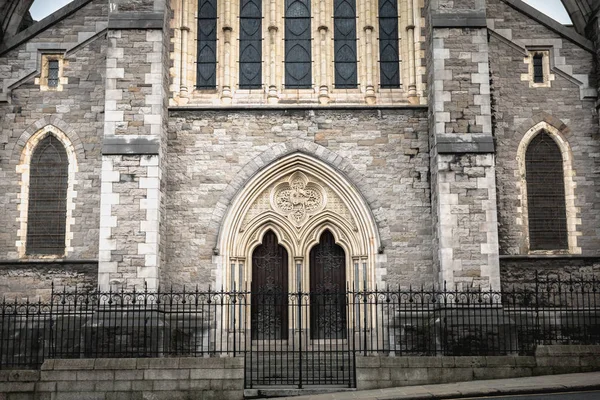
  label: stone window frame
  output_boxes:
[36,54,67,92]
[16,125,79,259]
[177,0,415,104]
[522,49,553,88]
[516,122,580,255]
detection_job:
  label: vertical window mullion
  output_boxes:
[239,0,263,89]
[334,0,357,89]
[197,0,218,89]
[378,0,400,88]
[285,0,312,89]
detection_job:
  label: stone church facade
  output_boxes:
[0,0,599,299]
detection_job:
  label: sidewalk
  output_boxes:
[275,371,600,399]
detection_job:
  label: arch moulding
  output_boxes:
[215,151,383,293]
[516,120,580,254]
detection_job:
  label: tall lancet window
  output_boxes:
[285,0,312,88]
[26,135,69,255]
[334,0,358,88]
[196,0,217,89]
[239,0,262,88]
[378,0,400,88]
[525,132,568,250]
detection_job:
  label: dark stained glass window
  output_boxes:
[525,132,568,250]
[48,60,59,88]
[26,135,69,255]
[196,0,217,89]
[378,0,400,88]
[334,0,357,88]
[533,53,544,83]
[285,0,311,88]
[239,0,262,89]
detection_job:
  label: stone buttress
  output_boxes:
[98,0,169,290]
[426,0,501,290]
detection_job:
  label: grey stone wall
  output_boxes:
[488,0,600,256]
[355,345,600,390]
[165,108,433,288]
[0,261,97,299]
[500,257,600,287]
[0,357,244,400]
[0,0,107,262]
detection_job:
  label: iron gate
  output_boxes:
[245,291,356,388]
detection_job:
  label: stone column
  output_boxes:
[426,0,500,290]
[363,0,376,104]
[98,0,169,291]
[318,0,330,104]
[267,0,279,103]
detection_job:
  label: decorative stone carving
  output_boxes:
[271,171,326,227]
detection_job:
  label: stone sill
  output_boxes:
[499,255,600,260]
[170,104,428,111]
[0,259,98,265]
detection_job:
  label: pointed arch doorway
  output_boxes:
[216,152,382,387]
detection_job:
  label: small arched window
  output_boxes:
[26,135,69,255]
[525,131,568,250]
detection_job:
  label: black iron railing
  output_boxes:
[1,275,599,387]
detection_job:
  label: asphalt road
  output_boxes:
[456,391,600,400]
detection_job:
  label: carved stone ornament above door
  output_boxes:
[270,171,327,227]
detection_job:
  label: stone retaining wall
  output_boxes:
[0,357,244,400]
[356,345,600,390]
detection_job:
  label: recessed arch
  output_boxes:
[516,121,580,254]
[216,151,382,292]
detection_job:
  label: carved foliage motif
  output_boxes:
[272,172,326,226]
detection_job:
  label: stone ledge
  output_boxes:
[102,136,160,155]
[431,12,487,28]
[436,136,495,154]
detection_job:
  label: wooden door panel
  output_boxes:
[309,230,347,339]
[251,231,289,340]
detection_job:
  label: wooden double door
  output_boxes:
[250,230,347,340]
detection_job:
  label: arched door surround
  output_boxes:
[217,152,381,293]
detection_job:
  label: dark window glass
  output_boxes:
[533,53,544,83]
[378,0,400,88]
[239,0,262,89]
[48,60,59,87]
[26,135,69,255]
[196,0,217,89]
[285,0,311,88]
[334,0,357,88]
[525,132,568,250]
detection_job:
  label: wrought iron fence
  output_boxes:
[1,275,599,381]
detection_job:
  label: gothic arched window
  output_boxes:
[26,135,69,255]
[285,0,312,88]
[239,0,262,89]
[196,0,218,89]
[334,0,357,88]
[525,131,568,250]
[378,0,400,88]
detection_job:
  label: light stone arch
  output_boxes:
[217,152,382,292]
[16,125,79,258]
[516,121,580,254]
